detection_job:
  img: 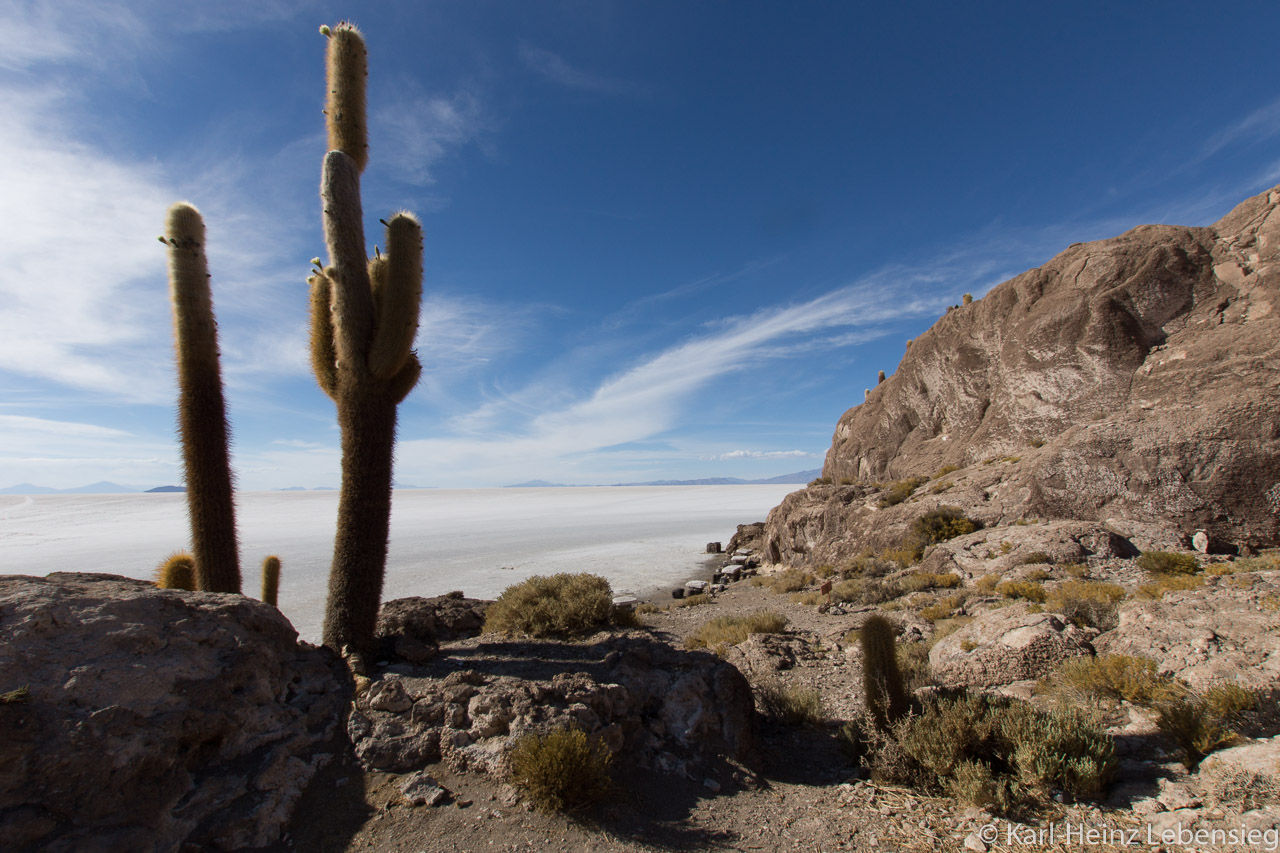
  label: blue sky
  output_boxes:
[3,1,1280,490]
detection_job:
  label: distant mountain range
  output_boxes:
[504,469,821,488]
[0,482,188,495]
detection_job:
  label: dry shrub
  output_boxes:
[1137,550,1200,576]
[754,680,827,727]
[634,602,660,615]
[766,568,813,594]
[901,571,962,593]
[1157,697,1238,769]
[508,726,612,812]
[831,577,904,606]
[974,574,1001,593]
[1232,552,1280,573]
[919,593,966,622]
[995,580,1046,603]
[685,610,787,654]
[1048,654,1183,706]
[675,593,711,608]
[790,591,825,606]
[1062,562,1090,578]
[1136,573,1203,600]
[484,573,615,639]
[1020,551,1053,566]
[878,476,928,507]
[910,506,981,546]
[1046,580,1125,631]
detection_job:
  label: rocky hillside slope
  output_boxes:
[765,185,1280,565]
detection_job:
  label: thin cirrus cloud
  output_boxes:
[518,44,645,97]
[375,89,491,188]
[715,450,814,461]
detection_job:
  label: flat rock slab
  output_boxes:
[929,603,1094,689]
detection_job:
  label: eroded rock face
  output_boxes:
[928,603,1095,689]
[374,592,490,664]
[765,185,1280,565]
[0,573,348,853]
[346,635,758,784]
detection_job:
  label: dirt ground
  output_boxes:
[278,565,1192,853]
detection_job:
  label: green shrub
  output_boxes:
[910,506,980,546]
[878,476,928,508]
[1137,551,1200,576]
[685,611,787,654]
[484,573,616,639]
[755,681,827,727]
[998,702,1116,800]
[1045,580,1125,630]
[508,726,612,812]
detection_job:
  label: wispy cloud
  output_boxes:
[376,89,491,187]
[518,44,644,96]
[714,449,814,461]
[1202,96,1280,161]
[0,415,132,438]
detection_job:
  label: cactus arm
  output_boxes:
[369,213,423,380]
[163,203,242,594]
[308,270,339,399]
[321,150,375,374]
[388,352,421,405]
[324,23,368,172]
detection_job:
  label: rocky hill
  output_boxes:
[761,185,1280,566]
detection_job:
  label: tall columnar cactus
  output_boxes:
[860,614,909,732]
[312,23,423,659]
[261,555,281,607]
[161,203,242,594]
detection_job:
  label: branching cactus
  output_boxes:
[312,22,423,660]
[161,204,242,594]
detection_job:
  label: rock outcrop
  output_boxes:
[0,573,348,852]
[764,185,1280,565]
[928,603,1095,689]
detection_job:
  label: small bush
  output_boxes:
[766,568,813,593]
[675,593,711,608]
[996,580,1047,603]
[974,574,1001,593]
[1232,553,1280,573]
[910,506,981,546]
[998,702,1116,800]
[879,546,921,568]
[1136,573,1203,599]
[1062,562,1090,578]
[808,476,833,486]
[1045,580,1125,630]
[1137,550,1200,576]
[685,611,787,654]
[933,465,961,479]
[508,726,612,812]
[484,573,616,639]
[920,593,967,622]
[1049,655,1183,706]
[901,571,962,593]
[634,602,660,615]
[1157,697,1238,769]
[842,554,896,577]
[1022,567,1051,582]
[790,591,824,606]
[755,681,827,727]
[831,577,904,606]
[878,476,928,508]
[1204,683,1258,723]
[1020,551,1053,566]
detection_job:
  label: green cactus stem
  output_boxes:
[163,203,242,594]
[261,555,281,607]
[314,24,423,660]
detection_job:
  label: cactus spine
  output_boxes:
[261,555,281,607]
[162,204,242,594]
[313,23,423,659]
[156,551,197,590]
[860,615,909,731]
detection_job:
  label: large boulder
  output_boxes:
[764,185,1280,566]
[928,603,1095,689]
[374,592,490,664]
[0,573,348,852]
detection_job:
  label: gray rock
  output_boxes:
[929,603,1094,689]
[399,771,449,807]
[0,573,347,852]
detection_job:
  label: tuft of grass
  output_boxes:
[1062,562,1090,578]
[933,465,961,479]
[1045,580,1125,630]
[1232,553,1280,573]
[830,577,904,606]
[634,602,660,615]
[901,571,962,593]
[484,573,617,639]
[878,476,928,508]
[754,681,827,726]
[1203,683,1258,723]
[920,593,967,622]
[808,476,833,486]
[1156,697,1238,770]
[675,593,711,608]
[1020,551,1053,566]
[685,611,787,654]
[879,546,921,569]
[995,580,1047,603]
[1137,550,1200,576]
[1,686,30,704]
[790,591,825,606]
[974,574,1001,594]
[508,726,613,812]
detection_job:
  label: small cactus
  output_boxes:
[962,293,973,305]
[156,551,197,591]
[877,370,886,384]
[261,555,281,607]
[860,614,909,731]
